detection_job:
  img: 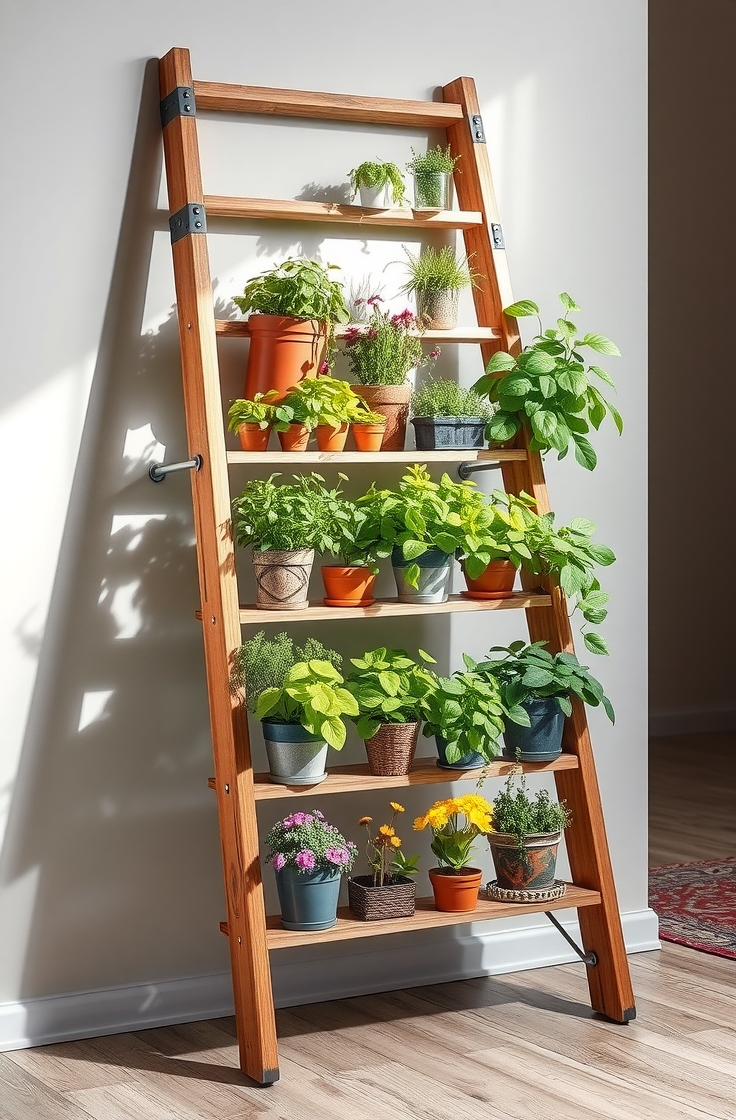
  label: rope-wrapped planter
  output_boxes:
[363,722,419,776]
[348,875,416,920]
[485,880,567,904]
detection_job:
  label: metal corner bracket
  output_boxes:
[169,203,207,244]
[160,85,196,127]
[469,113,486,143]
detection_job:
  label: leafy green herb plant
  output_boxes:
[349,160,407,206]
[256,659,359,750]
[491,773,571,842]
[233,257,350,324]
[275,375,376,432]
[411,378,493,420]
[407,145,460,208]
[231,472,347,554]
[344,647,437,740]
[422,655,508,764]
[227,392,279,432]
[230,631,341,712]
[342,304,435,387]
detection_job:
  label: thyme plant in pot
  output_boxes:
[231,632,356,784]
[226,392,279,452]
[422,655,508,770]
[473,293,622,471]
[411,377,494,450]
[414,794,493,912]
[406,144,460,210]
[349,160,408,209]
[349,801,420,921]
[233,257,350,399]
[487,774,571,901]
[477,641,614,762]
[266,810,357,930]
[400,245,479,330]
[344,647,437,776]
[341,302,438,449]
[231,472,345,609]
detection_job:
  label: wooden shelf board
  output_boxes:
[245,754,580,801]
[226,448,526,465]
[193,80,464,128]
[203,195,482,229]
[232,591,551,625]
[215,320,503,343]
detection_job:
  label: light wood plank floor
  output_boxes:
[1,732,734,1119]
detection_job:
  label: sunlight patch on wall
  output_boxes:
[122,423,165,467]
[78,690,114,733]
[105,514,166,639]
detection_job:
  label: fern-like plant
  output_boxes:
[349,160,407,206]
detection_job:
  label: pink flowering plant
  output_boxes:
[265,810,358,876]
[343,299,440,386]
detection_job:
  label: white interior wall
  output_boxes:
[0,0,652,1050]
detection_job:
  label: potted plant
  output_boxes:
[265,809,357,930]
[477,640,615,762]
[344,647,437,775]
[277,375,376,452]
[341,302,438,450]
[349,160,408,209]
[413,794,493,912]
[226,393,277,452]
[473,293,622,471]
[406,144,460,210]
[487,774,571,900]
[422,655,508,770]
[231,473,345,609]
[400,245,479,330]
[233,257,350,400]
[410,377,494,450]
[348,802,420,920]
[350,407,388,452]
[231,632,356,784]
[451,485,537,600]
[321,496,389,607]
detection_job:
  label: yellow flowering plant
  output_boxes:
[414,794,493,871]
[359,802,420,886]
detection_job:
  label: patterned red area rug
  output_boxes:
[649,858,736,960]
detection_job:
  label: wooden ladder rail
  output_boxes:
[159,47,279,1085]
[444,76,636,1023]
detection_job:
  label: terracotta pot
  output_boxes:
[463,560,517,600]
[315,423,349,452]
[428,867,483,912]
[278,423,311,451]
[252,548,314,610]
[416,289,459,330]
[488,831,561,892]
[237,422,271,452]
[321,565,376,607]
[352,385,411,450]
[244,315,326,400]
[363,721,419,776]
[352,423,386,452]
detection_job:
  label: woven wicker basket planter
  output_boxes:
[364,721,419,776]
[348,875,416,921]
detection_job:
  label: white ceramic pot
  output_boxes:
[358,183,394,209]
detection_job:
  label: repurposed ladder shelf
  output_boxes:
[159,47,636,1086]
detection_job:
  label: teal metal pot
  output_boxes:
[434,733,486,771]
[502,697,565,762]
[275,864,341,930]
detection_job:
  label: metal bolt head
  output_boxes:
[224,783,230,794]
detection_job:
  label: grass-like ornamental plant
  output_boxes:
[344,647,437,739]
[349,160,407,206]
[230,631,341,712]
[358,801,420,886]
[412,378,493,420]
[256,659,359,749]
[342,304,436,386]
[474,293,622,471]
[266,810,357,875]
[407,144,461,175]
[400,245,479,295]
[414,794,493,871]
[477,640,615,724]
[422,655,508,763]
[233,257,350,324]
[490,774,571,843]
[231,472,347,553]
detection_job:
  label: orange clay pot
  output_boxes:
[321,566,376,607]
[237,423,271,452]
[352,385,411,450]
[244,315,326,401]
[315,424,349,452]
[463,559,517,600]
[278,423,311,451]
[352,423,387,452]
[428,867,483,912]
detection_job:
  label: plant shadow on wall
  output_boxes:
[0,60,228,1021]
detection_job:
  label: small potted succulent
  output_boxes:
[266,809,357,930]
[406,144,460,210]
[400,245,479,330]
[349,160,408,209]
[487,774,571,900]
[473,293,622,471]
[233,257,350,400]
[231,632,357,784]
[341,301,438,450]
[320,494,388,607]
[422,654,508,770]
[348,801,420,921]
[477,640,614,762]
[413,794,493,912]
[411,377,494,450]
[344,647,437,775]
[231,473,345,609]
[276,375,376,452]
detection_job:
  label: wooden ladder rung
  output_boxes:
[193,80,464,128]
[203,195,482,229]
[215,320,503,343]
[233,592,552,625]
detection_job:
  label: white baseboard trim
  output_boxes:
[0,908,659,1053]
[649,705,736,737]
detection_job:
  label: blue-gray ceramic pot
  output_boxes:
[275,864,341,930]
[502,697,565,762]
[434,733,486,771]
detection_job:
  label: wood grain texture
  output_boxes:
[233,591,552,625]
[203,195,482,229]
[215,320,503,342]
[226,448,527,465]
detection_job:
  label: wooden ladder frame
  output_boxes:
[158,47,635,1086]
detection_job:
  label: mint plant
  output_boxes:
[344,647,437,739]
[477,641,615,723]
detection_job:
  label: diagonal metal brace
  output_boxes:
[149,454,202,483]
[545,911,598,966]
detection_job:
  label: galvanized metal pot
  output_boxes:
[261,719,328,785]
[392,545,453,604]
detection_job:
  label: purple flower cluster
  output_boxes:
[265,809,357,876]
